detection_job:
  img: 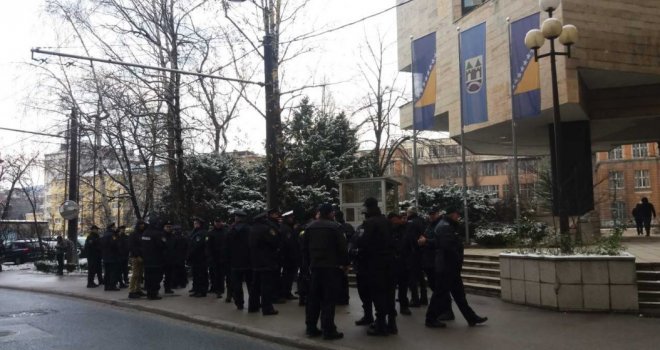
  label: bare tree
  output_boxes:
[0,154,39,220]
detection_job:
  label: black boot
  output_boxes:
[387,316,398,335]
[355,315,374,326]
[367,319,389,336]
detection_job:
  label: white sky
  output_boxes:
[0,0,408,162]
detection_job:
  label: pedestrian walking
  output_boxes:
[419,206,487,328]
[302,203,349,340]
[84,225,103,288]
[101,223,121,291]
[388,212,411,316]
[349,222,373,326]
[188,218,209,297]
[405,207,428,308]
[227,210,253,310]
[634,197,657,237]
[128,221,146,299]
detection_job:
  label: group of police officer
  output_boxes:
[81,196,486,341]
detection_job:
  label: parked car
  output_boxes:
[2,240,51,264]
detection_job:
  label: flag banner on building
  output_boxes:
[459,22,488,126]
[412,32,437,130]
[510,13,541,119]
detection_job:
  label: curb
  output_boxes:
[0,285,355,350]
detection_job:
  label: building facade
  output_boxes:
[594,142,660,226]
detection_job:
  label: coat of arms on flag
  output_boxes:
[465,55,484,94]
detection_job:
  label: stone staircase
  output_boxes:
[637,263,660,317]
[462,254,501,297]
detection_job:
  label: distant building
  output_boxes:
[594,143,660,227]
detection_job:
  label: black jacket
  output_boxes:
[207,226,228,264]
[421,218,440,269]
[227,221,251,270]
[118,233,129,260]
[635,202,656,220]
[426,218,464,274]
[84,232,102,261]
[279,222,300,268]
[249,217,280,271]
[101,229,120,263]
[163,231,177,266]
[406,214,426,268]
[392,222,410,265]
[128,225,144,258]
[141,227,166,268]
[302,219,349,269]
[359,207,396,271]
[187,228,207,265]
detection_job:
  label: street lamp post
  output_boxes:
[229,0,281,210]
[524,0,578,249]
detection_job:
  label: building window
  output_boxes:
[608,146,623,160]
[481,162,498,176]
[634,170,650,189]
[610,201,626,223]
[472,185,499,198]
[518,159,537,174]
[520,183,536,201]
[632,143,648,158]
[462,0,486,16]
[608,171,624,190]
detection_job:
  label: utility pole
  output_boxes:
[67,109,79,246]
[263,33,280,210]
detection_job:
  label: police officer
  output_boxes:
[302,203,348,340]
[335,209,354,306]
[296,209,316,307]
[84,225,103,287]
[207,217,229,299]
[405,207,427,307]
[388,212,411,316]
[279,210,300,300]
[419,206,488,328]
[117,225,129,287]
[349,222,373,326]
[142,220,167,300]
[422,208,443,298]
[188,218,209,297]
[360,197,397,336]
[226,210,252,310]
[101,223,121,291]
[128,221,146,299]
[162,222,177,294]
[249,209,281,315]
[172,225,189,289]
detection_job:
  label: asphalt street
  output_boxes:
[0,289,293,350]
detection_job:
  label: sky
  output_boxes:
[0,0,408,166]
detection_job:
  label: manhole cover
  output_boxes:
[0,309,56,318]
[0,331,16,337]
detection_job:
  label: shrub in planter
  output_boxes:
[34,260,57,273]
[475,225,515,247]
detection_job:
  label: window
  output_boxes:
[481,162,498,176]
[610,201,626,223]
[472,185,499,198]
[462,0,486,16]
[635,170,650,189]
[518,159,537,174]
[520,183,536,201]
[608,171,624,190]
[632,143,648,158]
[608,146,623,160]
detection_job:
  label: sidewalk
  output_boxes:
[1,271,660,350]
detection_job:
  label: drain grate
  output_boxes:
[0,309,56,319]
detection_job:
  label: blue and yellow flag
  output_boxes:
[411,33,436,131]
[510,13,541,119]
[460,23,488,126]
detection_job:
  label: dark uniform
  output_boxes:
[84,228,103,287]
[406,212,428,306]
[188,225,209,297]
[336,219,354,305]
[249,212,281,315]
[360,198,397,336]
[128,222,145,297]
[634,198,657,236]
[296,219,314,307]
[227,212,253,310]
[207,222,229,298]
[118,228,130,286]
[424,211,487,327]
[279,216,300,300]
[141,224,166,299]
[390,215,411,314]
[172,228,189,289]
[302,207,348,340]
[422,216,442,296]
[349,223,372,325]
[101,226,121,291]
[162,228,177,293]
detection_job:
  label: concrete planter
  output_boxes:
[500,253,638,313]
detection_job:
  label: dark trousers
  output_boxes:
[103,262,119,290]
[252,269,277,313]
[635,219,644,235]
[426,270,477,323]
[643,218,652,236]
[144,266,163,297]
[163,264,174,291]
[305,267,341,334]
[56,254,64,275]
[396,265,409,309]
[87,258,103,285]
[120,259,129,284]
[356,271,373,319]
[423,267,436,293]
[297,268,310,304]
[409,265,427,304]
[280,265,298,298]
[369,268,396,323]
[231,269,253,308]
[211,262,228,294]
[172,263,187,288]
[191,263,209,294]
